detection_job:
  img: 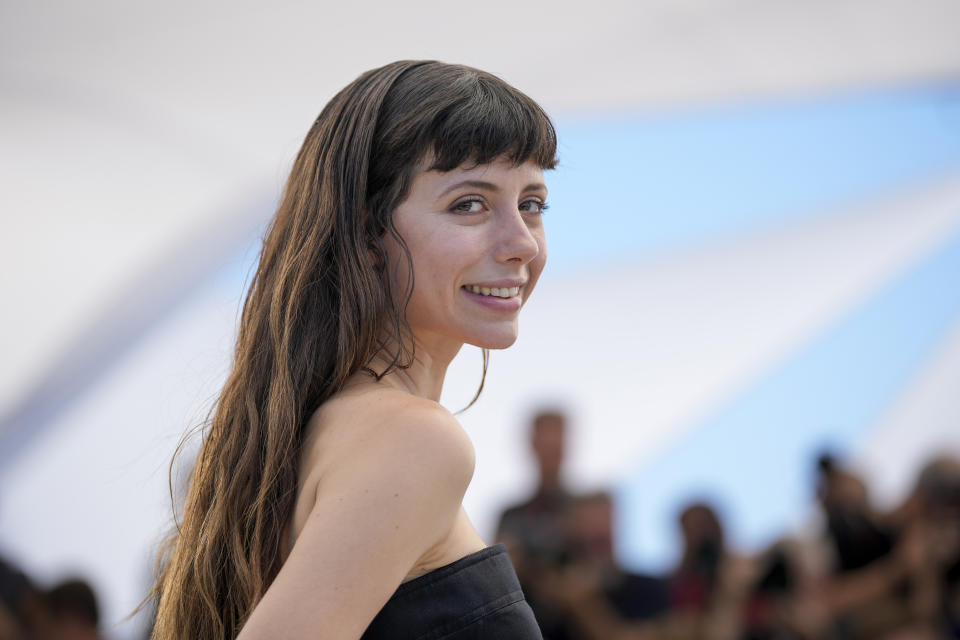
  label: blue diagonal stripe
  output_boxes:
[547,82,960,268]
[618,218,960,571]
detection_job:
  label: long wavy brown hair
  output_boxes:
[149,60,557,639]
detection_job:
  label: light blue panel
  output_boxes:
[617,220,960,572]
[546,83,960,269]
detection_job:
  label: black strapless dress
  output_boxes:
[361,544,543,639]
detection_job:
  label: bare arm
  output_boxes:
[238,403,474,640]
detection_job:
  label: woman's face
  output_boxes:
[386,157,547,352]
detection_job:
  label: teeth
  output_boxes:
[465,285,521,298]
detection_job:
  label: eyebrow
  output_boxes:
[438,180,547,198]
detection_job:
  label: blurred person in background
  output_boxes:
[0,605,20,640]
[816,454,896,576]
[551,498,749,640]
[546,491,671,640]
[0,559,106,640]
[496,409,574,639]
[496,410,572,568]
[44,579,102,640]
[665,501,748,640]
[0,557,52,640]
[803,452,960,639]
[149,60,558,640]
[0,557,29,640]
[739,542,805,640]
[889,455,960,638]
[806,453,907,638]
[812,454,909,638]
[671,503,727,613]
[497,409,572,565]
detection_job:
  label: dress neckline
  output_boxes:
[396,544,507,595]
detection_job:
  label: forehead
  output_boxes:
[408,157,546,198]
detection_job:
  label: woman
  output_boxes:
[151,60,557,639]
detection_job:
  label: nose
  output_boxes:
[493,207,541,265]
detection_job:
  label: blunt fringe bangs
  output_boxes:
[367,62,557,223]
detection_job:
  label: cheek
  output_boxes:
[409,228,473,285]
[408,245,462,303]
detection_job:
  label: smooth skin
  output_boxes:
[237,159,548,639]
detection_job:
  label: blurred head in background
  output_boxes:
[45,578,101,640]
[566,490,616,567]
[531,409,566,492]
[816,453,894,574]
[0,557,51,640]
[672,501,726,612]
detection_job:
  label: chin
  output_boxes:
[469,330,520,350]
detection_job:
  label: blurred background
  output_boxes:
[2,1,960,638]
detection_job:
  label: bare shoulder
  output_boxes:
[242,387,478,639]
[306,385,475,488]
[366,388,475,470]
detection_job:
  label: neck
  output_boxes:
[366,332,463,401]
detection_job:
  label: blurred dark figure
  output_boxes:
[662,502,751,640]
[809,453,960,639]
[566,498,749,640]
[497,410,572,566]
[0,557,29,640]
[817,454,896,574]
[896,456,960,638]
[44,579,101,640]
[740,544,804,640]
[811,454,908,638]
[671,503,726,614]
[496,410,575,639]
[576,491,669,624]
[0,605,20,640]
[549,491,671,640]
[0,557,52,640]
[0,558,106,640]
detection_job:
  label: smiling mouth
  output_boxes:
[462,285,520,298]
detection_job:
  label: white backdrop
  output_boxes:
[3,2,960,638]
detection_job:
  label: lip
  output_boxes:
[462,278,527,288]
[461,286,523,312]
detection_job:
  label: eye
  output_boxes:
[451,198,485,214]
[519,199,549,215]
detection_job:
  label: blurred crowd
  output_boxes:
[0,566,103,640]
[2,409,958,639]
[496,410,960,640]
